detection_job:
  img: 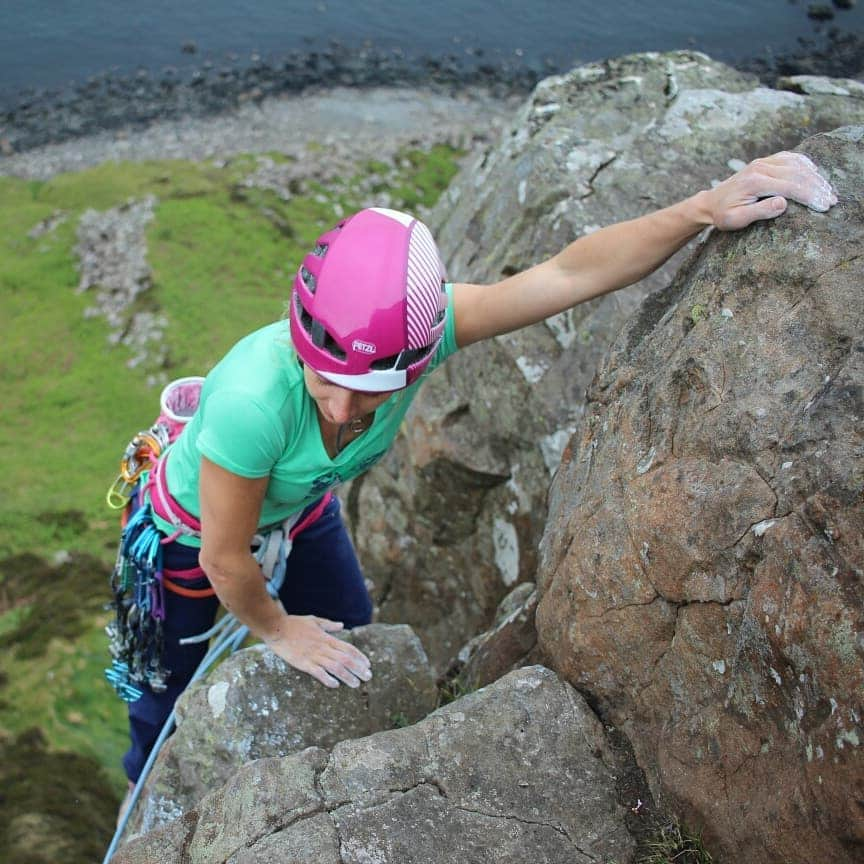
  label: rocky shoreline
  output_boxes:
[0,85,521,181]
[0,46,546,157]
[2,25,863,159]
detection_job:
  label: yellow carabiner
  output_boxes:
[106,474,135,510]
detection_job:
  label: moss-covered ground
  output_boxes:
[0,143,461,861]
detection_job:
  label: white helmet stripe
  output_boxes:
[316,367,409,393]
[406,221,445,350]
[369,207,415,227]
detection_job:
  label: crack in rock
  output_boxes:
[331,778,598,861]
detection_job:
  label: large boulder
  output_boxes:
[125,624,437,838]
[536,127,864,864]
[114,667,636,864]
[344,52,864,671]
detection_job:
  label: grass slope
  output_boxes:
[0,144,461,861]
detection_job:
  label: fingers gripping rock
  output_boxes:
[123,623,438,838]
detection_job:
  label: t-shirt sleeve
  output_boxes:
[427,282,459,373]
[195,387,286,478]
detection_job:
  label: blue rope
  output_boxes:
[102,529,290,863]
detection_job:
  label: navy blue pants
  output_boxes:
[122,495,372,782]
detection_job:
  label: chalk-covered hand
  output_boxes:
[266,614,373,688]
[706,151,837,231]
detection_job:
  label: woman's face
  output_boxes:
[303,366,395,425]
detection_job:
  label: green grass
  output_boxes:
[0,142,463,851]
[0,144,461,563]
[436,665,480,708]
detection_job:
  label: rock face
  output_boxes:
[126,624,437,839]
[448,582,542,692]
[536,127,864,864]
[344,52,864,671]
[114,667,635,864]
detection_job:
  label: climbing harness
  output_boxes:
[102,504,329,864]
[147,452,202,543]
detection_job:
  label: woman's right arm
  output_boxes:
[451,152,836,347]
[197,456,372,688]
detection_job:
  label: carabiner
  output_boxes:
[106,474,135,510]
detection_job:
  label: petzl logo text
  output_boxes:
[352,339,376,355]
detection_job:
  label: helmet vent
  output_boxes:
[311,243,328,258]
[294,292,346,361]
[311,319,327,347]
[370,342,434,372]
[300,266,317,293]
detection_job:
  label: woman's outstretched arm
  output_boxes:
[198,457,372,688]
[452,151,837,348]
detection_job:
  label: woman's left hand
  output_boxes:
[707,151,838,232]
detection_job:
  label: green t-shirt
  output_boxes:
[154,284,459,546]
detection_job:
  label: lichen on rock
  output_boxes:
[115,667,635,864]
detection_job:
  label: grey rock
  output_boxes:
[449,582,541,692]
[333,785,584,863]
[344,52,864,672]
[192,750,327,864]
[27,208,67,238]
[74,195,169,376]
[126,624,437,839]
[226,813,340,864]
[115,667,635,864]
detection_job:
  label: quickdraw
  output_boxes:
[104,498,171,701]
[104,376,205,699]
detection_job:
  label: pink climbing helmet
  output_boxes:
[289,207,448,392]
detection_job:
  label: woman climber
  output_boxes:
[107,150,837,795]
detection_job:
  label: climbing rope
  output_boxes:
[102,526,291,863]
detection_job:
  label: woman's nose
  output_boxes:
[330,389,357,423]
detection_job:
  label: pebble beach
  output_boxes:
[0,85,521,182]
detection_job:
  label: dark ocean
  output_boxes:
[2,1,863,150]
[4,1,864,99]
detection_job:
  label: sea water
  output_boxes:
[1,0,862,109]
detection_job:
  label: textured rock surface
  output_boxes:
[536,127,864,864]
[115,667,636,864]
[448,582,542,692]
[75,196,167,374]
[344,52,864,671]
[125,624,437,839]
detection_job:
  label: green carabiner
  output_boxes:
[106,474,134,510]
